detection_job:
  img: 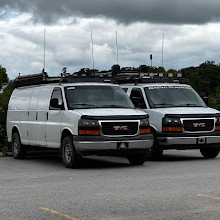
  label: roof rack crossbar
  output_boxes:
[14,65,184,87]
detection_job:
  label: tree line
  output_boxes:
[1,61,220,150]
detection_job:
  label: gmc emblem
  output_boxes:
[193,123,205,128]
[113,126,128,131]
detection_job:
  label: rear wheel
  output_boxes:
[200,146,220,158]
[11,132,26,159]
[61,136,82,168]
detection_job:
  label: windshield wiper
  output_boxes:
[176,104,203,107]
[152,103,174,107]
[100,104,130,108]
[71,103,98,108]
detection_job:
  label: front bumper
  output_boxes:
[73,134,153,155]
[157,131,220,149]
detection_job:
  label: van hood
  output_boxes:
[75,108,147,117]
[151,107,219,116]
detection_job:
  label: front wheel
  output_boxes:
[200,147,220,158]
[149,131,163,160]
[61,136,82,168]
[127,155,146,165]
[11,132,26,159]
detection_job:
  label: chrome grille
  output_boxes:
[101,122,138,136]
[183,119,214,132]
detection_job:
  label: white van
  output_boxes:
[112,65,220,159]
[7,73,153,168]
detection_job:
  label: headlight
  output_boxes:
[140,118,149,126]
[140,118,151,134]
[162,117,182,132]
[78,119,100,135]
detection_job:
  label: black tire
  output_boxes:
[128,155,146,165]
[200,147,220,158]
[11,132,26,159]
[149,131,163,160]
[61,136,82,168]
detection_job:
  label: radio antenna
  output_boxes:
[162,32,164,67]
[43,28,46,71]
[116,31,119,64]
[91,30,95,69]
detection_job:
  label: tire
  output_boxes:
[11,132,26,159]
[128,155,146,165]
[200,147,220,158]
[61,136,82,168]
[149,131,163,160]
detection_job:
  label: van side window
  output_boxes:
[50,88,64,110]
[130,88,146,109]
[122,88,128,93]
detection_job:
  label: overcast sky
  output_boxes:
[1,0,220,79]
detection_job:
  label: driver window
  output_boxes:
[130,88,146,109]
[50,88,64,110]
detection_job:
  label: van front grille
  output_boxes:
[183,119,214,132]
[101,122,138,136]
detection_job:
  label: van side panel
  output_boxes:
[7,88,33,144]
[27,87,40,146]
[28,86,52,147]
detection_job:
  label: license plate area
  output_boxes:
[117,142,129,150]
[196,137,207,145]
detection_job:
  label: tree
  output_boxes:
[0,65,8,90]
[167,68,177,77]
[0,66,13,150]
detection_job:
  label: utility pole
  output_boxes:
[116,31,119,64]
[150,54,153,67]
[162,32,164,67]
[91,30,94,69]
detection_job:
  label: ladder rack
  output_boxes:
[14,65,184,87]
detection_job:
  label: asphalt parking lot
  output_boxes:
[0,149,220,220]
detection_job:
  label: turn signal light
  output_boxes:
[79,130,101,135]
[140,128,151,134]
[162,127,182,132]
[215,126,220,131]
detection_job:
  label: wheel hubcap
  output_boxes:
[13,138,19,154]
[64,143,72,163]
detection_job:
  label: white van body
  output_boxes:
[7,82,153,167]
[121,83,220,158]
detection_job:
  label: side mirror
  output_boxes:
[131,97,145,108]
[203,97,208,106]
[50,98,63,109]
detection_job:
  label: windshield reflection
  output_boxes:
[65,85,134,109]
[144,86,206,108]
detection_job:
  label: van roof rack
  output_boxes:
[14,65,184,87]
[110,64,183,84]
[14,70,114,88]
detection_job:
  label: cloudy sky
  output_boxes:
[1,0,220,79]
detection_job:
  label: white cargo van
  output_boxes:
[7,73,153,168]
[112,65,220,159]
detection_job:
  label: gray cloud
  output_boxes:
[1,0,220,24]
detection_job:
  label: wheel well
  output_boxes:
[12,127,19,136]
[150,126,157,134]
[61,129,73,143]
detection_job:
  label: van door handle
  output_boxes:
[36,112,38,120]
[46,112,48,120]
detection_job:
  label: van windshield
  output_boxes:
[65,85,134,109]
[144,86,206,108]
